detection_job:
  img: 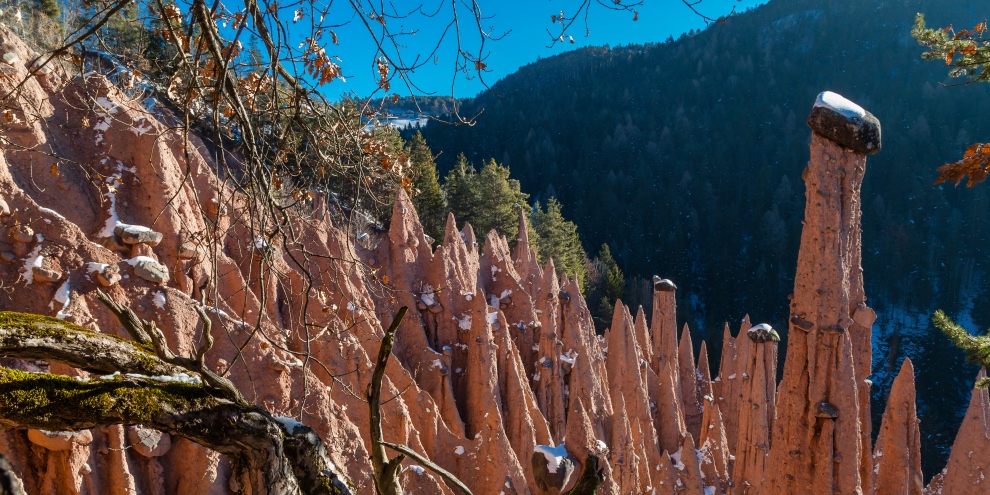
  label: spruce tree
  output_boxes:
[443,153,479,227]
[473,158,529,241]
[589,243,624,322]
[407,132,446,240]
[532,198,588,289]
[443,156,528,243]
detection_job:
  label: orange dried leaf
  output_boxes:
[935,143,990,187]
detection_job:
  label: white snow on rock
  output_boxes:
[814,91,866,119]
[50,280,71,319]
[487,310,499,325]
[535,443,568,473]
[153,291,166,309]
[421,284,436,306]
[454,313,472,331]
[124,256,159,266]
[100,371,203,385]
[85,262,109,273]
[21,243,43,286]
[95,97,119,114]
[454,446,465,455]
[38,207,65,220]
[560,349,578,365]
[671,446,686,471]
[98,175,122,237]
[407,465,425,475]
[275,416,304,434]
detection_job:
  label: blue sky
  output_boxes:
[325,0,768,100]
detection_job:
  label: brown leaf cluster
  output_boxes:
[936,143,990,187]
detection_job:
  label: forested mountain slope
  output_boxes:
[418,0,990,476]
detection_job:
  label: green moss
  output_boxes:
[0,368,220,426]
[0,311,161,366]
[0,312,96,339]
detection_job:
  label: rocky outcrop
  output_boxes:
[730,323,778,494]
[0,36,979,495]
[925,369,990,495]
[873,358,922,495]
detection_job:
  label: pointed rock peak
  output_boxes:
[609,299,630,338]
[562,275,582,300]
[634,305,647,327]
[443,212,460,246]
[891,357,916,395]
[560,271,570,288]
[484,229,501,257]
[680,323,692,349]
[393,184,413,211]
[697,341,711,382]
[564,397,599,460]
[462,222,477,251]
[517,207,530,246]
[388,186,428,247]
[634,306,650,360]
[874,357,922,495]
[739,314,752,336]
[544,257,557,280]
[679,325,697,375]
[723,322,732,341]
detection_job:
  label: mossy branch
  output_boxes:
[0,311,352,495]
[932,310,990,387]
[0,312,183,376]
[95,290,245,404]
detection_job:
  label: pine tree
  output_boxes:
[473,158,529,241]
[443,156,528,243]
[532,198,588,289]
[444,153,479,226]
[587,243,624,323]
[39,0,60,20]
[407,132,446,240]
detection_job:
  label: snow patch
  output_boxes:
[51,280,71,319]
[85,262,109,273]
[100,371,202,385]
[21,243,43,286]
[454,446,465,455]
[275,416,305,434]
[420,284,435,306]
[38,207,65,220]
[124,256,159,266]
[534,443,568,474]
[454,314,472,331]
[152,291,166,309]
[814,91,866,119]
[98,175,122,237]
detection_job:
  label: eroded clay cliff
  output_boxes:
[0,26,983,495]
